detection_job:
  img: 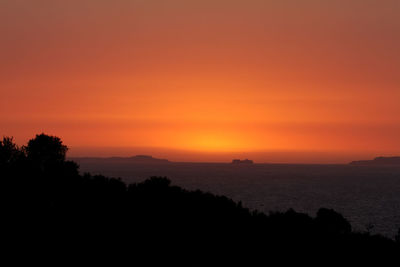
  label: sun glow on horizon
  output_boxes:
[176,133,258,152]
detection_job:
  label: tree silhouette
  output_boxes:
[0,136,23,166]
[24,133,68,170]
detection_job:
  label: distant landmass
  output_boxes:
[350,156,400,166]
[231,159,254,164]
[70,155,170,164]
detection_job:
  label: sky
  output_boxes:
[1,0,399,163]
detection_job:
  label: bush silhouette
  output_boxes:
[315,208,352,234]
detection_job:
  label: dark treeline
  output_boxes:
[2,134,399,265]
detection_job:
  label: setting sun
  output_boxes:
[178,133,253,152]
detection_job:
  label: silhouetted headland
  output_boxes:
[350,156,400,166]
[70,154,170,164]
[2,134,399,265]
[232,159,254,164]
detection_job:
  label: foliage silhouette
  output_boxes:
[24,133,67,168]
[2,134,399,265]
[0,136,23,166]
[315,208,352,235]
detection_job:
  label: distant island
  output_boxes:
[350,156,400,166]
[70,155,170,164]
[231,159,254,164]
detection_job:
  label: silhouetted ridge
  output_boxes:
[232,159,254,164]
[2,134,399,265]
[350,156,400,166]
[70,154,170,164]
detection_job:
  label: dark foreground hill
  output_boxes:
[2,134,400,265]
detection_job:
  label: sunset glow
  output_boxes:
[1,0,399,162]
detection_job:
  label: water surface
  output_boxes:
[74,160,400,238]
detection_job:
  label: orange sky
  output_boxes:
[1,0,399,163]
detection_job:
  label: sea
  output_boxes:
[73,160,400,239]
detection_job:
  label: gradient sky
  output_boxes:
[1,0,399,163]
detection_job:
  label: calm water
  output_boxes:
[74,160,400,238]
